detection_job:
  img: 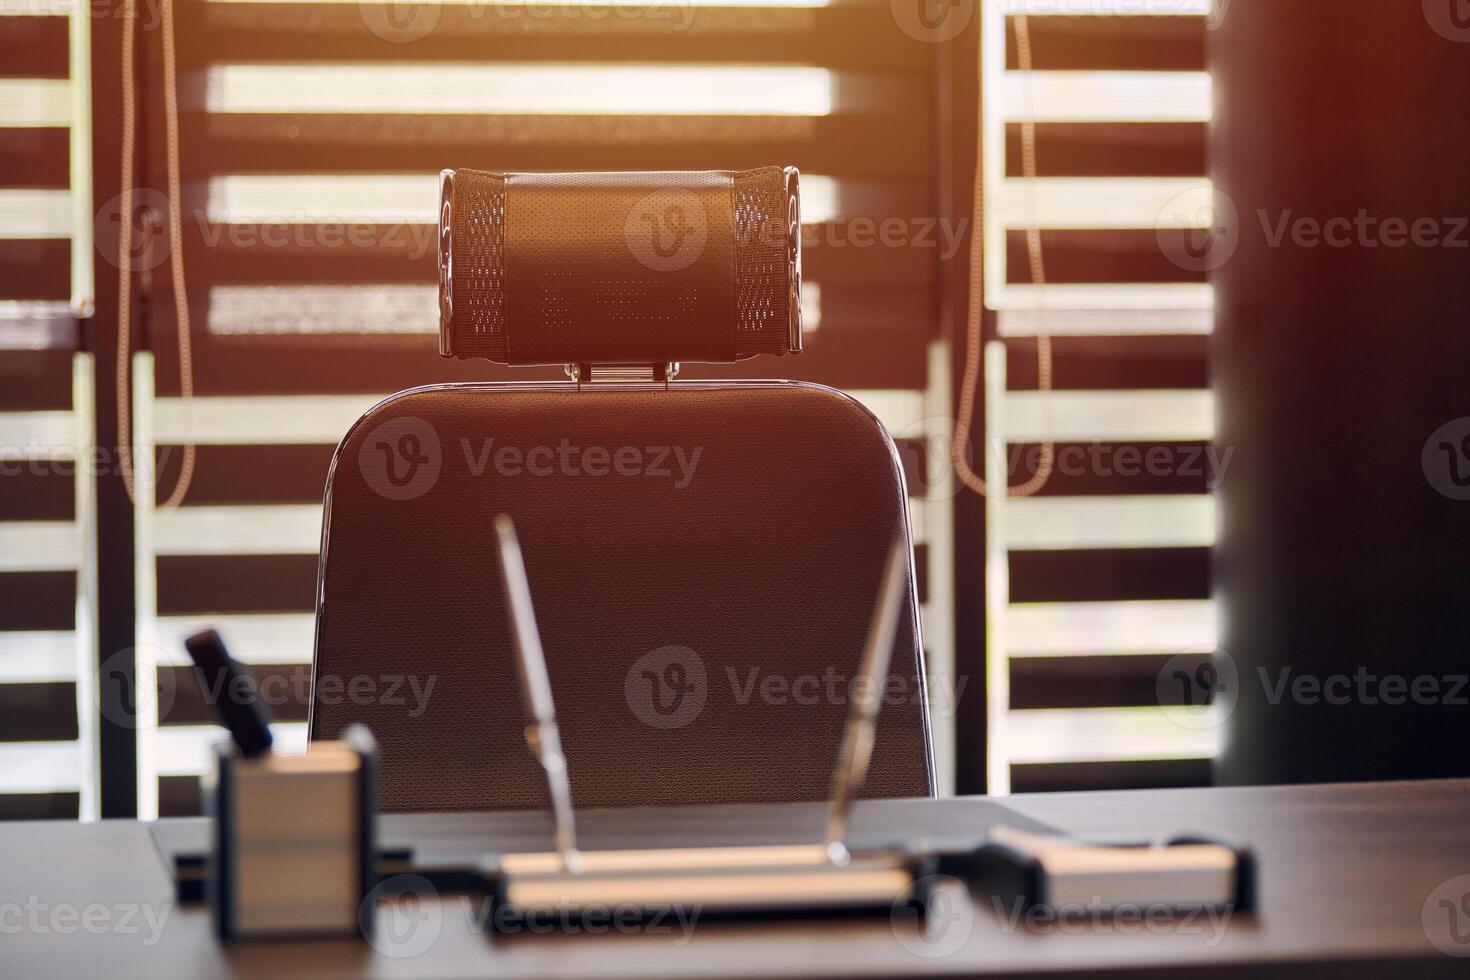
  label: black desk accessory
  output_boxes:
[184,629,273,757]
[185,629,380,942]
[165,597,1253,936]
[149,799,1059,902]
[485,516,929,926]
[944,827,1255,915]
[480,519,1256,927]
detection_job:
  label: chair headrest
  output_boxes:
[438,168,802,366]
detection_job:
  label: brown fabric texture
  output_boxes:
[312,382,934,811]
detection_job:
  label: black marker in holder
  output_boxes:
[185,629,379,942]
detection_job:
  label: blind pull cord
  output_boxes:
[117,0,197,509]
[953,11,1055,499]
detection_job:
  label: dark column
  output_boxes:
[1213,0,1470,784]
[940,11,988,796]
[92,5,137,816]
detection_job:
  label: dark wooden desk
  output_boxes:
[5,781,1469,978]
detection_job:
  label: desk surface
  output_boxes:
[5,780,1470,979]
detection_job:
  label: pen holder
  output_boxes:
[203,725,378,941]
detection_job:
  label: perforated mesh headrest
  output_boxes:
[438,168,802,365]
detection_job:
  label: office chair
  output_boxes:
[310,168,935,810]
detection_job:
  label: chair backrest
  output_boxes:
[310,169,934,810]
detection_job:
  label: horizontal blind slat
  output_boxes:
[1005,707,1218,765]
[1004,388,1212,442]
[1002,71,1210,123]
[1005,495,1215,551]
[201,63,838,116]
[1007,599,1216,657]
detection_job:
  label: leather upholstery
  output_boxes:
[312,381,935,811]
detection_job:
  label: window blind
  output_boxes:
[128,0,957,815]
[0,0,97,819]
[981,0,1219,795]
